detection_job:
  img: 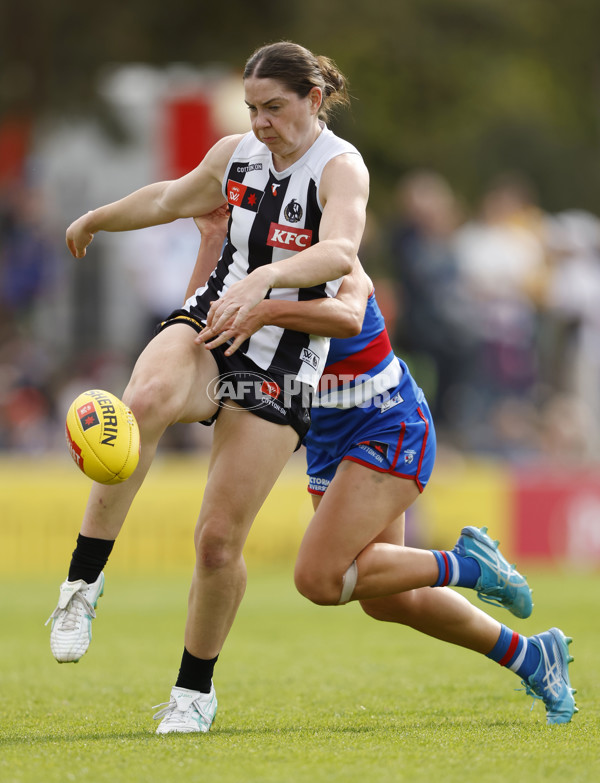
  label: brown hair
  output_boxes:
[243,41,350,122]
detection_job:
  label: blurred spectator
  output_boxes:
[538,392,596,464]
[387,169,473,439]
[451,172,550,451]
[0,184,62,452]
[542,209,600,458]
[0,334,55,452]
[0,184,59,332]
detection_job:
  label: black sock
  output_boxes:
[67,534,115,583]
[175,647,219,694]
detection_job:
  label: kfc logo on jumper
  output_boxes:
[267,223,313,250]
[261,380,281,399]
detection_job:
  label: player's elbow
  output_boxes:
[338,246,356,278]
[332,309,363,338]
[328,238,356,279]
[345,303,365,336]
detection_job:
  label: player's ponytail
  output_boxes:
[315,55,351,120]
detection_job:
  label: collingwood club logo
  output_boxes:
[284,199,303,223]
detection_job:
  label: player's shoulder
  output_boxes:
[207,134,247,161]
[317,129,366,174]
[197,134,248,181]
[323,149,368,177]
[320,151,369,205]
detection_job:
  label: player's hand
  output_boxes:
[193,204,229,241]
[205,267,272,333]
[66,212,95,258]
[196,304,267,355]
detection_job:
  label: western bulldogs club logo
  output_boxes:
[284,199,303,223]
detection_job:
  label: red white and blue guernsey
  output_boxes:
[185,123,361,392]
[304,290,437,494]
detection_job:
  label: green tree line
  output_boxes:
[2,0,600,212]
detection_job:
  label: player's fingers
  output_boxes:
[231,306,252,330]
[196,313,236,343]
[210,307,240,334]
[223,334,248,356]
[195,326,214,344]
[204,330,235,350]
[204,299,220,328]
[206,305,235,331]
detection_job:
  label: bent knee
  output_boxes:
[294,562,345,606]
[125,375,181,428]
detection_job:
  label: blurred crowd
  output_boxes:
[375,169,600,463]
[2,164,600,464]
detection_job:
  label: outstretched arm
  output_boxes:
[65,135,240,259]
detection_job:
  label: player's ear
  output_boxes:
[308,87,322,116]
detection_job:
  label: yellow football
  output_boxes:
[65,389,140,484]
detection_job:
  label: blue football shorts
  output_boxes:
[305,397,436,495]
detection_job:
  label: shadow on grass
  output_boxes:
[5,712,548,749]
[1,721,410,747]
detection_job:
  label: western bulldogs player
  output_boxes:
[195,227,576,727]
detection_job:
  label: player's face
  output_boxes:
[244,76,322,168]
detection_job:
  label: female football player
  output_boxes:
[192,210,576,728]
[48,41,368,734]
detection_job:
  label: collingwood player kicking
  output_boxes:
[48,41,369,734]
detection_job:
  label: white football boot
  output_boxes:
[46,572,105,662]
[153,685,218,734]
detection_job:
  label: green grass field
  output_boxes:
[1,565,598,783]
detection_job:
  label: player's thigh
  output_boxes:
[195,405,298,553]
[311,492,406,546]
[124,324,220,425]
[298,459,420,571]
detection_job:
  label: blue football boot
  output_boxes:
[453,526,533,618]
[521,628,577,724]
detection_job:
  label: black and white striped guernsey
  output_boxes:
[184,123,362,391]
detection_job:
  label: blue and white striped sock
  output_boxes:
[486,624,541,679]
[431,548,481,588]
